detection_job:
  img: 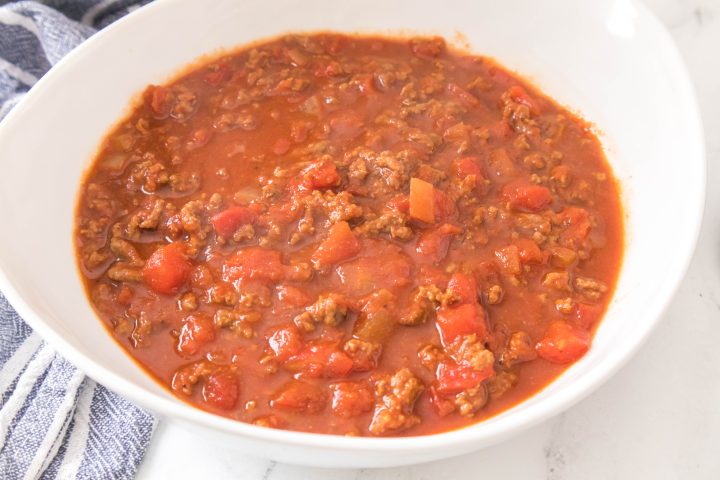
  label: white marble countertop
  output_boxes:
[136,0,720,477]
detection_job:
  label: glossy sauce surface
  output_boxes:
[75,34,623,436]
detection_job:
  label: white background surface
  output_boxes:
[136,0,720,477]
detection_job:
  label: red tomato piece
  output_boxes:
[177,314,216,356]
[311,221,361,269]
[558,207,592,249]
[502,181,553,212]
[300,160,341,192]
[327,350,355,377]
[489,120,513,141]
[202,371,239,410]
[572,303,602,330]
[437,273,489,344]
[515,238,546,264]
[345,342,381,372]
[222,247,285,284]
[387,194,410,213]
[435,360,493,395]
[211,206,257,238]
[276,285,311,307]
[536,321,590,364]
[416,223,462,263]
[428,385,457,417]
[434,188,456,222]
[418,265,451,289]
[446,272,478,304]
[286,342,354,378]
[454,156,484,178]
[495,245,522,275]
[271,381,326,413]
[265,201,301,225]
[267,325,303,362]
[143,85,171,118]
[436,303,487,346]
[330,382,374,418]
[507,85,539,115]
[142,242,192,295]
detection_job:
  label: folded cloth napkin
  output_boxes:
[0,2,155,479]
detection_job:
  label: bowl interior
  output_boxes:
[0,0,704,467]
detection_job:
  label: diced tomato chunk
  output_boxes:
[495,245,522,275]
[418,265,451,289]
[515,238,546,264]
[436,303,487,345]
[344,340,381,372]
[558,207,592,249]
[202,371,239,410]
[265,201,300,225]
[507,85,539,115]
[330,382,374,418]
[536,321,590,364]
[272,381,326,413]
[142,242,192,294]
[177,314,216,356]
[436,273,489,345]
[502,180,552,212]
[435,360,492,395]
[446,272,478,304]
[433,188,457,222]
[454,156,484,178]
[572,303,602,330]
[387,195,409,213]
[489,121,513,141]
[416,223,462,263]
[211,206,257,237]
[276,285,311,307]
[311,221,361,269]
[327,349,355,377]
[293,160,341,194]
[143,85,171,118]
[266,325,303,362]
[222,247,285,284]
[428,385,457,417]
[286,342,354,378]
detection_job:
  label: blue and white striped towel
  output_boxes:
[0,2,155,479]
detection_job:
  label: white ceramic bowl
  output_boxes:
[0,0,704,468]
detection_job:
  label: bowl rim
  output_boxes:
[0,0,706,453]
